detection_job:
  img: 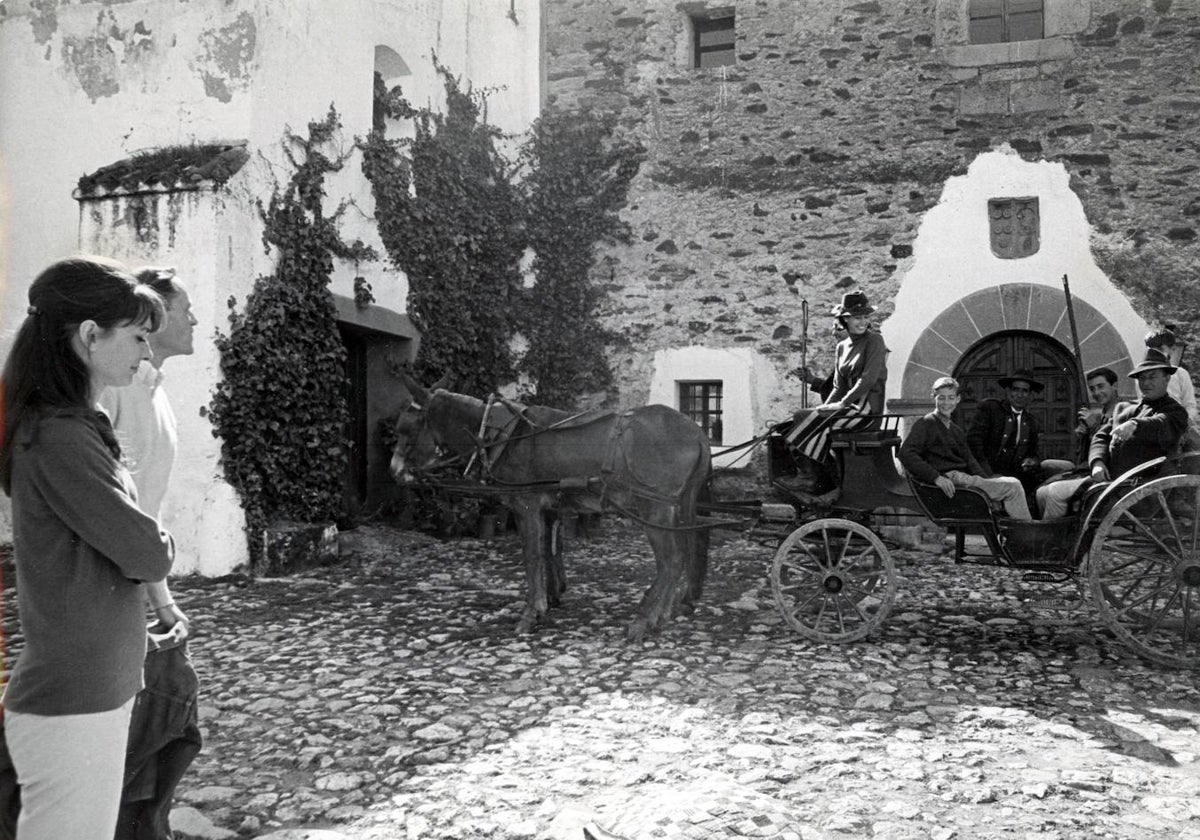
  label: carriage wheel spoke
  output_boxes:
[1113,508,1182,563]
[771,518,897,643]
[1091,475,1200,669]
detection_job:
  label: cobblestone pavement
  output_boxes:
[6,521,1200,839]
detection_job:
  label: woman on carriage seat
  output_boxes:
[784,290,888,493]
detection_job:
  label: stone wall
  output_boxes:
[544,0,1200,416]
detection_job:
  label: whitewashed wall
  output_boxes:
[0,0,544,572]
[883,145,1150,404]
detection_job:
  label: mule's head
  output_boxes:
[388,370,452,484]
[389,404,437,484]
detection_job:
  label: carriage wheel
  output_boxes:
[1088,474,1200,669]
[770,517,897,643]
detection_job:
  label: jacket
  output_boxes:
[966,398,1040,478]
[1088,394,1188,477]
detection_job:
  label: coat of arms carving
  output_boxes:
[988,197,1040,259]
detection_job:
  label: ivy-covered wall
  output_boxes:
[543,0,1200,410]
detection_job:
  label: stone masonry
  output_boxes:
[543,0,1200,415]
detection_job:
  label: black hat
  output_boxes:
[998,369,1044,392]
[831,291,874,317]
[1128,348,1177,378]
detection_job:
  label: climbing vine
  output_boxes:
[517,106,643,405]
[362,66,524,397]
[362,68,643,407]
[207,107,375,558]
[1092,233,1200,340]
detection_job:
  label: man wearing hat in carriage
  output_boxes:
[966,368,1046,498]
[1035,348,1188,519]
[1145,323,1200,450]
[784,290,888,495]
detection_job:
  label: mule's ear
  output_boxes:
[430,372,453,393]
[396,367,429,406]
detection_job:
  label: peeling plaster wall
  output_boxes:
[0,0,543,568]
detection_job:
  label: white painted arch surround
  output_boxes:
[883,145,1150,406]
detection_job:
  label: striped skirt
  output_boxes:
[785,400,873,465]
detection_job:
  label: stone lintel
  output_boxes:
[943,37,1074,68]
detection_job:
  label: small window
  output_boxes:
[692,13,735,69]
[969,0,1044,45]
[679,381,724,444]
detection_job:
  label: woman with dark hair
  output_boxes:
[785,291,889,492]
[0,256,175,840]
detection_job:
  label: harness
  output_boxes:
[409,396,721,531]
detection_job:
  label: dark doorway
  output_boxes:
[953,330,1080,462]
[339,325,369,518]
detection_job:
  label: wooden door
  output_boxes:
[953,331,1080,462]
[339,325,369,517]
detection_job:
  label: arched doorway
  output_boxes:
[953,330,1079,461]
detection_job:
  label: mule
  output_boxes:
[389,377,712,640]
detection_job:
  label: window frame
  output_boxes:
[678,380,724,444]
[691,12,736,69]
[968,0,1045,45]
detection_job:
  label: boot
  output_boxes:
[777,451,822,493]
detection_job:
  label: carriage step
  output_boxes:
[1021,571,1074,584]
[1022,593,1085,612]
[760,503,797,522]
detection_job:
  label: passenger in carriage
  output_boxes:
[784,291,888,493]
[1145,324,1200,450]
[1039,365,1121,480]
[1035,349,1188,519]
[966,368,1046,498]
[898,376,1032,520]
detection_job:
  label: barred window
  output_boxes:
[692,12,735,69]
[679,381,724,444]
[969,0,1044,44]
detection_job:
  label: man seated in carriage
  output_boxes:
[966,368,1047,499]
[1036,365,1122,484]
[1035,349,1188,519]
[899,376,1032,520]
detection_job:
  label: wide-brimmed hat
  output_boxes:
[1128,348,1177,378]
[998,368,1044,392]
[831,291,874,317]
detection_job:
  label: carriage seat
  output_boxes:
[830,429,902,449]
[907,478,996,526]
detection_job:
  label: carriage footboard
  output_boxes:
[995,518,1079,568]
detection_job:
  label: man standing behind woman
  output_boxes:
[0,257,175,839]
[1145,324,1200,450]
[100,267,197,637]
[785,291,888,493]
[100,267,204,840]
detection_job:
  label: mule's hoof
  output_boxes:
[626,614,663,641]
[673,599,697,617]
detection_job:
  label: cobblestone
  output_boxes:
[7,521,1200,838]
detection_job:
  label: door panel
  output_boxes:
[954,331,1079,462]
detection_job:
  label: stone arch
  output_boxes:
[900,283,1134,402]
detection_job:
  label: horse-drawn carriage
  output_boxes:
[389,378,1200,670]
[742,416,1200,670]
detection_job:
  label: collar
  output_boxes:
[133,360,165,391]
